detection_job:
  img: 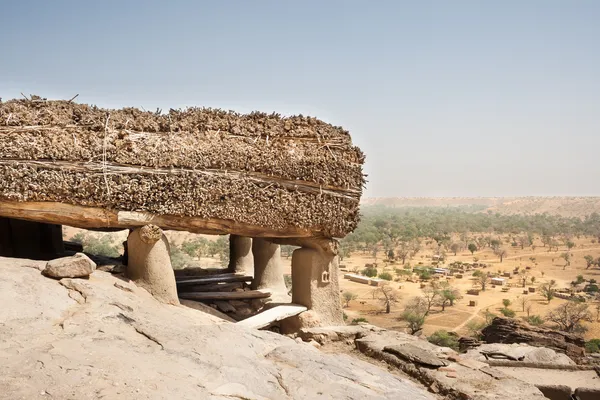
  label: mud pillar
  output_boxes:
[227,235,254,275]
[126,225,179,305]
[282,247,344,331]
[251,238,288,300]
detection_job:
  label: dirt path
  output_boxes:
[451,307,482,332]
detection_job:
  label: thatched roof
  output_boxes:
[0,97,365,239]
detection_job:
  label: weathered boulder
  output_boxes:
[0,256,435,400]
[481,317,585,359]
[464,343,576,366]
[535,385,572,400]
[384,344,448,368]
[355,330,547,400]
[574,387,600,400]
[42,252,96,279]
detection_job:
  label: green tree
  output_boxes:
[363,267,378,277]
[539,280,558,303]
[437,282,461,311]
[378,272,393,281]
[468,243,478,255]
[546,302,592,333]
[401,297,428,335]
[342,292,358,308]
[585,255,595,269]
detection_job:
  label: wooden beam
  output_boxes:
[175,272,245,281]
[0,201,323,238]
[179,290,270,301]
[236,304,307,329]
[176,282,243,293]
[176,275,253,286]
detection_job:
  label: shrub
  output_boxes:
[351,318,369,325]
[465,320,488,339]
[343,312,348,322]
[170,245,198,270]
[427,330,459,351]
[502,299,511,308]
[500,308,516,318]
[342,291,358,307]
[378,272,393,281]
[585,339,600,353]
[363,267,378,277]
[419,270,432,280]
[77,233,121,258]
[525,315,545,326]
[585,284,599,293]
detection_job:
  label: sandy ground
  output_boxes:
[337,235,600,340]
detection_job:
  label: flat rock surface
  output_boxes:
[0,257,434,400]
[356,331,547,400]
[384,344,448,368]
[464,343,576,366]
[496,367,600,390]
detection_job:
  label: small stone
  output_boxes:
[295,337,303,344]
[447,355,462,362]
[42,253,96,279]
[445,372,457,379]
[308,340,321,348]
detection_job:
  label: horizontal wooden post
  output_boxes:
[0,201,324,239]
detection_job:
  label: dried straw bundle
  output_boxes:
[0,97,365,238]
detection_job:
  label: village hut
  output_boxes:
[0,96,365,328]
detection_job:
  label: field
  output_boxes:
[334,235,600,340]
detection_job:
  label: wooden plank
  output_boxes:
[236,304,307,329]
[0,201,320,238]
[179,290,270,301]
[176,275,253,286]
[175,272,240,281]
[177,282,243,293]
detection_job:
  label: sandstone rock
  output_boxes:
[535,384,572,400]
[356,330,547,400]
[481,317,585,359]
[0,258,435,400]
[42,253,96,279]
[384,344,448,368]
[464,343,576,366]
[574,387,600,400]
[299,324,383,344]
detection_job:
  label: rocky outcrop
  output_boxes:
[481,317,585,359]
[42,252,96,279]
[463,343,576,366]
[0,256,433,400]
[301,326,547,400]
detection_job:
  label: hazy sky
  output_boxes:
[1,1,599,197]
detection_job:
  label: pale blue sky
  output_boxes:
[1,1,599,197]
